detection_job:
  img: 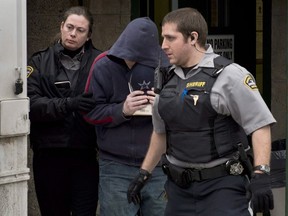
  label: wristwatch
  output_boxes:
[253,165,271,175]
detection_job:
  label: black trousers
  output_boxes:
[33,148,99,216]
[164,175,251,216]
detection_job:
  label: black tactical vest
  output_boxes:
[158,56,249,163]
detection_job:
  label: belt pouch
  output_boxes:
[161,155,190,188]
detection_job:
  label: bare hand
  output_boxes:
[123,90,149,116]
[146,88,156,105]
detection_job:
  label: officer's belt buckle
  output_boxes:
[225,160,244,175]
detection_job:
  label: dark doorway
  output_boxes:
[131,0,274,106]
[178,0,256,77]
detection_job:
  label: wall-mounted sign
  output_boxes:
[207,35,234,61]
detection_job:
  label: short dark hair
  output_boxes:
[63,6,94,34]
[162,7,208,47]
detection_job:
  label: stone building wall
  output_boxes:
[270,1,286,214]
[271,0,287,141]
[27,1,131,215]
[27,0,130,57]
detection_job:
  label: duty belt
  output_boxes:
[162,156,245,188]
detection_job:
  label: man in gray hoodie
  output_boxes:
[86,17,169,216]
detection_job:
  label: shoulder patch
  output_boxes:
[27,66,34,78]
[244,75,258,90]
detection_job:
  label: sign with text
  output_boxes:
[207,35,234,61]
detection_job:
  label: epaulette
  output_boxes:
[30,47,50,58]
[203,56,233,77]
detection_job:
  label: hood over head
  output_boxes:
[108,17,162,68]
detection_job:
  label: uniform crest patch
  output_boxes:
[244,75,258,90]
[27,66,34,78]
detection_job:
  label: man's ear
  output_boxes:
[190,31,198,45]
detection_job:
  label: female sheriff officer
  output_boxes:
[27,6,101,216]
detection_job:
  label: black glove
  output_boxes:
[67,92,96,112]
[127,169,151,205]
[248,173,274,213]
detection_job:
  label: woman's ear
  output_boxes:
[60,21,64,31]
[87,32,92,40]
